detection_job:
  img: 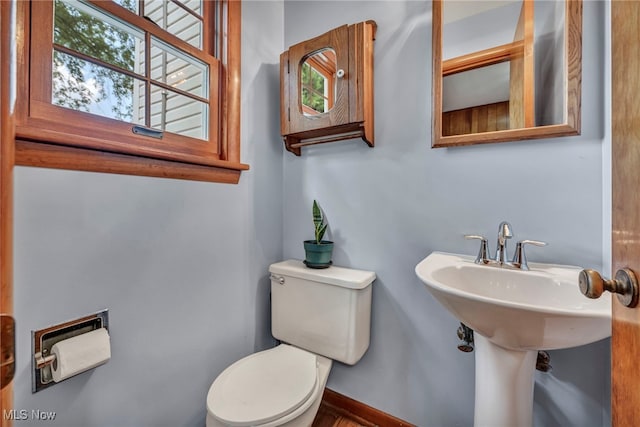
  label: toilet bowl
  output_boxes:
[205,260,375,427]
[206,344,332,427]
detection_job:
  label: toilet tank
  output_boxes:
[269,260,375,365]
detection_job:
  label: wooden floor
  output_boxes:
[312,401,377,427]
[208,395,401,427]
[311,388,414,427]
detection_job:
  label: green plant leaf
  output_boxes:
[316,223,328,243]
[312,200,327,243]
[312,200,323,227]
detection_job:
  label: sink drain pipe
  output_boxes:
[456,323,552,372]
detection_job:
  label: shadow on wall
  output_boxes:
[328,275,474,425]
[244,62,283,159]
[245,62,283,352]
[373,0,431,152]
[533,338,611,427]
[254,274,276,351]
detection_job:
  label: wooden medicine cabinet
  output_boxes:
[280,21,376,156]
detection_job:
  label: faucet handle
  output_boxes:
[512,239,547,270]
[464,234,485,240]
[519,239,547,249]
[464,235,490,264]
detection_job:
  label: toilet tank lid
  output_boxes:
[269,260,376,289]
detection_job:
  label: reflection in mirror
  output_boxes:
[432,0,582,147]
[300,48,337,116]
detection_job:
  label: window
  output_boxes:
[15,0,246,183]
[300,49,336,115]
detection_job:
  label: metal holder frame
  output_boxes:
[31,309,109,393]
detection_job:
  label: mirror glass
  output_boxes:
[433,0,581,147]
[300,48,337,116]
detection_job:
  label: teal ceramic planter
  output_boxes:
[303,240,334,268]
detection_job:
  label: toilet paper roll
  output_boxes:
[51,327,111,383]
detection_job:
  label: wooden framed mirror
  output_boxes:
[432,0,582,148]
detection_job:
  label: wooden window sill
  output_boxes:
[15,140,249,184]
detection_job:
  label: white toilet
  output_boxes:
[206,259,376,427]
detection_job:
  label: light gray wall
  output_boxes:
[283,1,609,426]
[12,2,283,426]
[535,0,566,126]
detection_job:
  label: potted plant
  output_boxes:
[303,200,334,268]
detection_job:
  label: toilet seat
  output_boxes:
[207,344,320,427]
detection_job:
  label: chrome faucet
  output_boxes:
[465,221,546,270]
[511,239,547,270]
[495,221,513,265]
[464,235,490,264]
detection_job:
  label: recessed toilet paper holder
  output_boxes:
[32,309,109,393]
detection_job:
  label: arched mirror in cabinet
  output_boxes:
[280,21,376,156]
[432,0,582,147]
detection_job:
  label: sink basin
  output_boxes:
[415,251,611,427]
[415,251,611,350]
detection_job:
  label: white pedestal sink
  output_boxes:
[415,252,611,427]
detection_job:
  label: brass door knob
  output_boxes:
[579,268,639,308]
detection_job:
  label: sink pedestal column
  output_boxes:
[473,334,538,427]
